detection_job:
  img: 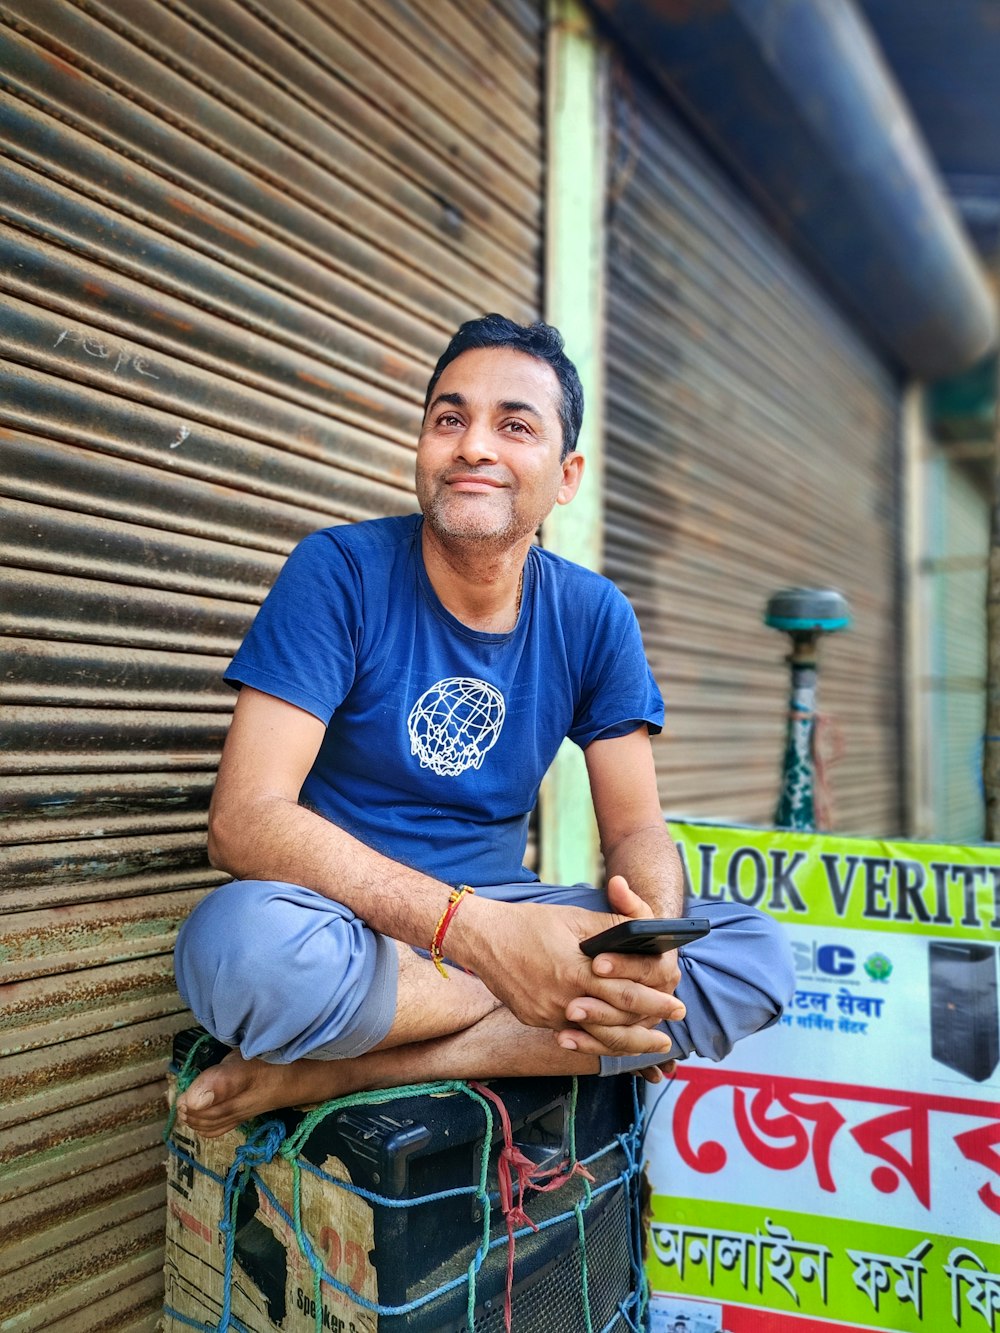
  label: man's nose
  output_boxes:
[454,424,498,465]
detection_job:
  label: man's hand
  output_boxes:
[453,875,685,1060]
[557,875,684,1057]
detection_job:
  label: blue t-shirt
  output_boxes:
[225,514,663,886]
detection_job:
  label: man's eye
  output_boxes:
[504,420,528,433]
[438,414,462,427]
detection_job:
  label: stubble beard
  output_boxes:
[419,481,532,554]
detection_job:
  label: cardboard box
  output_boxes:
[161,1035,642,1332]
[164,1086,378,1333]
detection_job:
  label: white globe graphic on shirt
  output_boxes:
[407,677,506,777]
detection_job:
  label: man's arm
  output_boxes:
[585,725,685,918]
[549,726,687,1057]
[207,687,677,1054]
[208,685,447,948]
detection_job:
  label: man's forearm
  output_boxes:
[209,792,454,951]
[209,793,683,1050]
[602,822,685,917]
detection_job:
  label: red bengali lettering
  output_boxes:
[953,1118,1000,1217]
[850,1104,932,1208]
[732,1087,845,1191]
[733,1087,810,1170]
[669,1066,999,1215]
[673,1078,729,1174]
[848,1103,938,1210]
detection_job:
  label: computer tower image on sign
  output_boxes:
[928,940,1000,1083]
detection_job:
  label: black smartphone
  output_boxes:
[579,916,711,957]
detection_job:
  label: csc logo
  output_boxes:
[792,941,856,977]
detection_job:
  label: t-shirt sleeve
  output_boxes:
[567,586,664,748]
[224,531,363,724]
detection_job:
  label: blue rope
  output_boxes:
[294,1127,624,1205]
[162,1302,254,1333]
[295,1155,481,1206]
[165,1131,640,1323]
[165,1139,227,1187]
[627,1077,650,1326]
[217,1120,287,1332]
[164,1074,648,1331]
[161,1306,215,1332]
[598,1307,639,1333]
[167,1147,644,1328]
[254,1174,478,1316]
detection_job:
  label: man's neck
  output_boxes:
[420,526,529,632]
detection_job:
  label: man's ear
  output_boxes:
[556,452,585,506]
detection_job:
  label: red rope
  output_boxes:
[469,1081,594,1332]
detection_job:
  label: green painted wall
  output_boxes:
[926,451,989,841]
[539,0,607,886]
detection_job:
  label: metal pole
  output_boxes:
[765,588,851,832]
[774,635,821,831]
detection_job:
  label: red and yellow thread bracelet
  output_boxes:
[430,884,475,977]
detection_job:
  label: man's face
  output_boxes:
[416,346,582,548]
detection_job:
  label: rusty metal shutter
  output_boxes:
[604,68,903,834]
[0,1,543,1327]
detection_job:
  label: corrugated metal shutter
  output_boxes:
[603,68,903,833]
[0,1,543,1327]
[926,453,988,841]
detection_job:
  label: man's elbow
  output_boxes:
[206,825,225,872]
[206,806,241,875]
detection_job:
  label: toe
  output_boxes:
[184,1082,216,1110]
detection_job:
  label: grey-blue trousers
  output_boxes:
[174,879,795,1076]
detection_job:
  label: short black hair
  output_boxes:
[423,313,584,459]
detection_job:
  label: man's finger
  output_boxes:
[591,949,681,988]
[604,874,653,922]
[586,976,685,1023]
[566,997,661,1028]
[556,1023,672,1058]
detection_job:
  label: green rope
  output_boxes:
[165,1061,635,1333]
[285,1122,323,1333]
[456,1082,496,1332]
[573,1090,595,1333]
[282,1080,496,1333]
[575,1201,593,1333]
[568,1076,580,1166]
[280,1078,471,1160]
[466,1255,478,1330]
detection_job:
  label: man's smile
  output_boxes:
[444,472,509,492]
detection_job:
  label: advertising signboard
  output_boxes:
[645,823,1000,1333]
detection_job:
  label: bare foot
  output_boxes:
[176,1050,348,1138]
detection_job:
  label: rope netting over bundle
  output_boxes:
[163,1034,649,1333]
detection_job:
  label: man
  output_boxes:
[174,314,792,1138]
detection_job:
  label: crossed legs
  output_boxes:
[175,940,601,1137]
[172,879,793,1137]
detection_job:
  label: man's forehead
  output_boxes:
[433,346,561,409]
